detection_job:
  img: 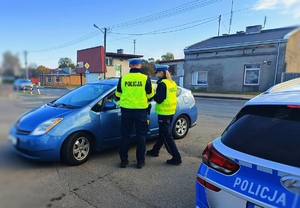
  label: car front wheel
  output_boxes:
[172,115,190,139]
[62,132,91,166]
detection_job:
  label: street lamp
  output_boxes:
[93,24,107,79]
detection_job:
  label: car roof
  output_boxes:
[246,77,300,106]
[88,78,119,85]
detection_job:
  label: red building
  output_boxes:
[76,46,106,74]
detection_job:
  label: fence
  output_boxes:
[281,72,300,82]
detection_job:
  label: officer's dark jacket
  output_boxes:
[153,76,167,104]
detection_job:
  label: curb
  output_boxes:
[192,93,254,100]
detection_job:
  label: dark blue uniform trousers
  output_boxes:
[119,108,147,163]
[151,115,181,160]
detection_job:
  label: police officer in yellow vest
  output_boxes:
[115,58,154,169]
[146,64,182,165]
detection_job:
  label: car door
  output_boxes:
[97,92,122,148]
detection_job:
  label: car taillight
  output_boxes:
[197,176,221,192]
[202,142,239,175]
[287,105,300,109]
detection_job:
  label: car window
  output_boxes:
[221,105,300,168]
[106,93,120,109]
[54,84,114,108]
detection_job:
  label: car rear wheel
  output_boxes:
[62,132,91,166]
[172,115,189,139]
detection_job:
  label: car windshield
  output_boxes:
[20,79,31,83]
[50,83,114,108]
[221,105,300,168]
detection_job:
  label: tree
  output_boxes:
[148,58,155,63]
[141,59,155,77]
[58,57,76,69]
[1,51,22,77]
[37,65,50,75]
[28,63,39,78]
[161,52,174,61]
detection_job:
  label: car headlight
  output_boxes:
[31,118,63,136]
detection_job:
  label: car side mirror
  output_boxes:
[104,102,116,110]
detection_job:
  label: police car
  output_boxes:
[196,78,300,208]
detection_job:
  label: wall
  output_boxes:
[285,29,300,73]
[106,58,130,78]
[41,74,86,86]
[184,43,287,92]
[77,46,105,74]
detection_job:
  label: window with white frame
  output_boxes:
[106,57,113,66]
[192,71,208,85]
[244,64,260,85]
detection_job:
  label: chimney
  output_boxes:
[117,49,124,54]
[245,25,262,35]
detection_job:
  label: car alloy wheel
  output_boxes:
[172,115,190,139]
[62,132,91,165]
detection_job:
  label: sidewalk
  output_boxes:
[192,92,257,100]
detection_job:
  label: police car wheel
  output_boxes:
[172,115,189,140]
[62,132,91,166]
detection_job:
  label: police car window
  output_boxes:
[221,105,300,168]
[176,87,182,96]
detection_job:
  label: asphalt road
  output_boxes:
[0,93,247,208]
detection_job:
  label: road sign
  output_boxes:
[85,63,90,69]
[85,68,90,74]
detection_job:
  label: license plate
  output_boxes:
[8,134,17,146]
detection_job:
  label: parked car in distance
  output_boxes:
[13,78,33,91]
[8,79,198,165]
[196,78,300,208]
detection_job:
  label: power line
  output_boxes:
[108,0,223,30]
[110,16,219,36]
[29,0,223,53]
[28,3,259,58]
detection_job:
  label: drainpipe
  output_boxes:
[274,41,281,85]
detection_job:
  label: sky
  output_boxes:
[1,0,299,69]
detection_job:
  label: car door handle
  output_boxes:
[280,176,300,194]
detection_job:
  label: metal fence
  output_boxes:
[281,72,300,82]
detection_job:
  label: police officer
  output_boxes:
[146,64,182,165]
[115,58,154,169]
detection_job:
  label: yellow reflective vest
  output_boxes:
[116,73,152,109]
[155,79,177,115]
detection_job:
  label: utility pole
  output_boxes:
[103,27,107,79]
[218,15,221,36]
[228,0,234,34]
[93,24,108,79]
[24,50,28,79]
[133,39,136,54]
[263,16,267,28]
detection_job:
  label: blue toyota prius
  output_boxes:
[196,79,300,208]
[8,79,198,165]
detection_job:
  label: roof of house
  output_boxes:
[185,26,299,51]
[106,52,143,58]
[158,59,185,64]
